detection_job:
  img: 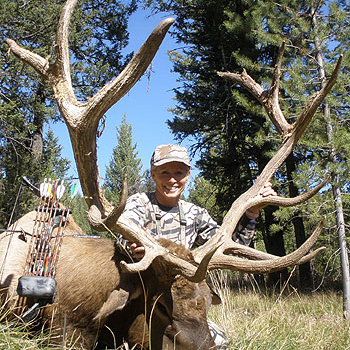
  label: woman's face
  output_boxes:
[151,161,190,207]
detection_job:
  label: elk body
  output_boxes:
[0,211,215,349]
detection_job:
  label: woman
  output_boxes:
[123,144,276,259]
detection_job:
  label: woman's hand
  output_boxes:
[245,182,277,219]
[126,241,145,259]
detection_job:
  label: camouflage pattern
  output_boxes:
[122,192,256,249]
[208,320,230,349]
[233,214,256,246]
[150,144,191,167]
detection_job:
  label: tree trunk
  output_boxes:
[30,85,45,161]
[285,153,313,290]
[263,206,289,289]
[312,8,350,319]
[332,172,350,318]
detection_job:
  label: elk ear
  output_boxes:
[94,284,142,321]
[211,290,222,305]
[205,279,222,305]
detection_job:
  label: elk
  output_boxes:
[1,0,341,348]
[0,212,216,349]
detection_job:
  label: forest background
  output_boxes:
[1,0,350,294]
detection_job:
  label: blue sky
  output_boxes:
[49,8,199,193]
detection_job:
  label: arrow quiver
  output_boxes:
[17,178,76,322]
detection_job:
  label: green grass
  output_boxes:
[1,284,349,349]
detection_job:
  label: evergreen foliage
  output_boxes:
[70,192,99,235]
[141,169,156,193]
[104,114,144,205]
[0,126,70,227]
[250,1,350,287]
[146,0,273,222]
[187,176,221,222]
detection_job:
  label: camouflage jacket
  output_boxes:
[121,192,256,249]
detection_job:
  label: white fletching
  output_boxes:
[40,178,47,197]
[56,180,65,200]
[43,179,51,198]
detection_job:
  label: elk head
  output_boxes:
[5,0,341,291]
[97,238,216,350]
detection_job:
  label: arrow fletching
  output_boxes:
[70,181,78,199]
[56,180,66,200]
[44,179,51,198]
[40,178,47,197]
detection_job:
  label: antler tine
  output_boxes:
[250,177,328,209]
[55,0,77,97]
[218,42,292,137]
[120,246,216,283]
[206,221,324,273]
[270,42,285,101]
[293,54,342,140]
[117,215,223,283]
[88,177,128,232]
[4,39,49,78]
[221,238,325,263]
[264,41,292,136]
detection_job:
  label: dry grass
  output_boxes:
[209,271,350,350]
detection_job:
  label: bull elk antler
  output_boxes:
[5,0,215,282]
[5,0,172,225]
[5,0,341,282]
[192,43,342,273]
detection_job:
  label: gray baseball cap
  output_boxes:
[150,144,191,167]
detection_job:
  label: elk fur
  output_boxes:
[0,212,215,350]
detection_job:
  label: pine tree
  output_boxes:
[104,115,143,205]
[145,0,272,219]
[0,126,70,226]
[70,193,99,236]
[41,128,71,180]
[310,1,350,316]
[144,0,289,286]
[222,0,350,289]
[187,176,221,222]
[140,169,156,193]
